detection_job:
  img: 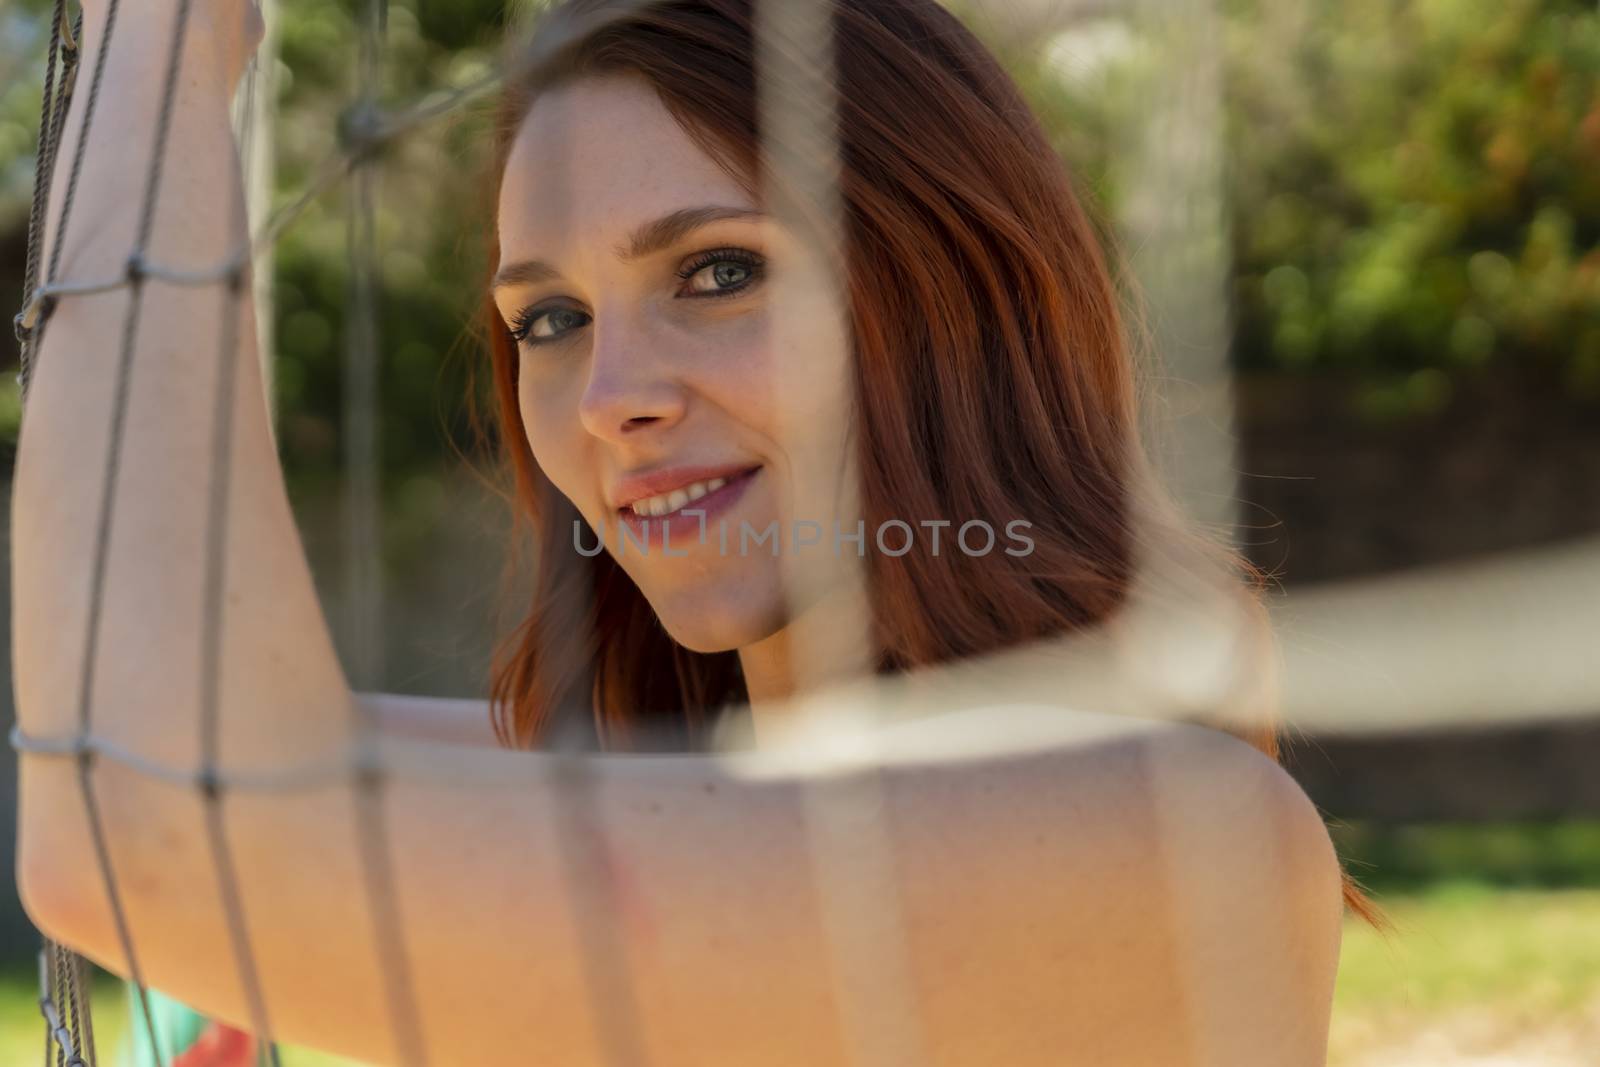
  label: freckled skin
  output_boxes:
[495,77,860,669]
[15,8,1344,1063]
[599,823,658,952]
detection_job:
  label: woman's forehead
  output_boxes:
[497,76,755,255]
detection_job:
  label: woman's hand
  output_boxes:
[75,0,264,94]
[198,0,266,94]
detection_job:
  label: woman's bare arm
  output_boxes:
[10,4,1340,1063]
[13,0,356,849]
[12,0,352,868]
[23,709,1339,1067]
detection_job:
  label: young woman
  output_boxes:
[14,0,1366,1063]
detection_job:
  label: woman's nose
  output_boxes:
[575,315,687,442]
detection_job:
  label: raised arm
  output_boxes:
[11,0,349,763]
[10,0,359,988]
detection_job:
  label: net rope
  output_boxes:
[7,0,1338,1064]
[14,0,1600,1060]
[11,0,497,1061]
[11,1,877,1064]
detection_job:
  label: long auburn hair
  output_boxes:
[474,0,1380,924]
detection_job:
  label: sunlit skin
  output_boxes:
[12,9,1345,1062]
[494,76,869,708]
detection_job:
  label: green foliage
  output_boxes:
[1222,0,1600,396]
[0,0,59,214]
[993,0,1600,411]
[1333,820,1600,892]
[265,0,506,495]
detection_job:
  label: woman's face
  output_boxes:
[494,75,859,654]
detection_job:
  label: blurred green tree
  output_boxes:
[1219,0,1600,406]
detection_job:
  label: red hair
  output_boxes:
[472,0,1381,925]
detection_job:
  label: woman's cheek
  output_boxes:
[694,315,781,417]
[519,384,583,486]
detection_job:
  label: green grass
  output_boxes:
[1331,884,1600,1065]
[0,965,125,1067]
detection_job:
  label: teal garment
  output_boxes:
[120,983,213,1067]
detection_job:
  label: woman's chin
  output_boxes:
[651,594,786,656]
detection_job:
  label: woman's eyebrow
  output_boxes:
[491,259,563,291]
[618,205,765,261]
[492,205,764,293]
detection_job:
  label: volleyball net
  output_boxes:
[8,1,1598,1065]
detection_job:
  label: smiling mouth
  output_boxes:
[619,467,762,520]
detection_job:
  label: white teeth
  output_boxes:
[627,475,742,519]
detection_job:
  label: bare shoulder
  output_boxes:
[878,708,1339,891]
[1142,720,1343,872]
[1132,721,1346,1064]
[1145,721,1346,932]
[871,712,1343,1065]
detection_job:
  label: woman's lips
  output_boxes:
[614,466,762,554]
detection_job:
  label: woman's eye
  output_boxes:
[679,250,764,297]
[686,261,752,294]
[511,305,591,345]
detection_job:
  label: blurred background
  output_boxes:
[2,0,1598,1064]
